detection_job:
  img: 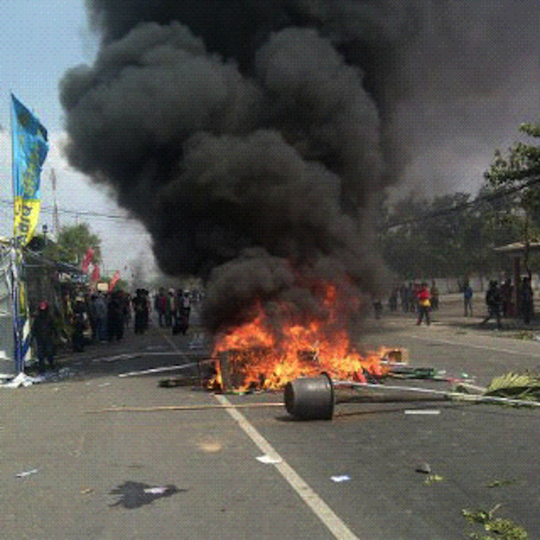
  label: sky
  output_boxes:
[0,0,154,276]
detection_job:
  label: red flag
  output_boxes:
[91,264,101,283]
[108,270,121,293]
[81,248,95,272]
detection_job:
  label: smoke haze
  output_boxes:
[61,0,538,332]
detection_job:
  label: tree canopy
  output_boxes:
[380,190,516,280]
[380,121,540,281]
[484,122,540,274]
[43,223,102,266]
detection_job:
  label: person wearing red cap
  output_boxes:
[30,301,56,373]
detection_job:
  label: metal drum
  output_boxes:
[284,373,335,420]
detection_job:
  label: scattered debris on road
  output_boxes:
[159,376,201,387]
[16,468,39,478]
[415,463,432,475]
[485,372,540,401]
[424,474,444,485]
[118,359,215,378]
[143,486,170,495]
[86,402,283,414]
[284,372,540,421]
[461,504,529,539]
[92,353,136,364]
[404,409,441,415]
[330,475,351,483]
[486,478,522,489]
[256,455,282,465]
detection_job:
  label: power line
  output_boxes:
[0,197,136,222]
[384,175,540,230]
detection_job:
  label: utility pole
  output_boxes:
[50,168,60,238]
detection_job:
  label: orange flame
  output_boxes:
[211,285,395,391]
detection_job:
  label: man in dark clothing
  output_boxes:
[463,282,473,316]
[108,292,124,342]
[154,288,167,327]
[31,301,56,373]
[72,297,87,352]
[481,280,502,329]
[92,293,108,341]
[133,289,149,334]
[521,277,534,324]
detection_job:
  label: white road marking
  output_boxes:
[118,362,200,378]
[163,329,360,539]
[215,393,360,540]
[408,333,540,358]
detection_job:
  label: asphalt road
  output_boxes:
[2,301,540,539]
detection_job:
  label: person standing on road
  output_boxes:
[481,280,502,329]
[154,288,167,327]
[107,291,124,342]
[373,298,383,319]
[400,284,409,312]
[31,301,56,373]
[430,281,439,311]
[416,282,431,325]
[521,277,534,325]
[133,289,148,334]
[72,296,88,352]
[409,283,417,313]
[143,289,151,331]
[92,293,108,341]
[463,282,473,316]
[165,289,175,327]
[501,279,515,317]
[388,286,398,312]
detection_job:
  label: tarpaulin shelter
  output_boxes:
[0,245,15,375]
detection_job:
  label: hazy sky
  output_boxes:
[0,0,154,275]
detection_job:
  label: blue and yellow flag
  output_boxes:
[11,94,49,246]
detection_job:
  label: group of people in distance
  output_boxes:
[30,287,197,374]
[153,288,192,335]
[481,277,534,329]
[388,281,440,315]
[30,289,137,373]
[384,281,439,326]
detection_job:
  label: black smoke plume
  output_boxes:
[61,1,536,333]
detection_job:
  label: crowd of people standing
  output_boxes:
[153,288,193,334]
[480,277,535,329]
[384,276,538,329]
[30,287,200,373]
[387,281,439,324]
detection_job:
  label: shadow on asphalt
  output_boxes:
[109,481,186,509]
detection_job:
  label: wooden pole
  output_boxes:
[86,402,283,414]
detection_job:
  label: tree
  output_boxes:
[43,223,102,266]
[380,190,517,281]
[484,122,540,275]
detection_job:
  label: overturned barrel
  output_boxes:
[284,373,335,420]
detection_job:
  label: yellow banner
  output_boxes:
[13,197,41,247]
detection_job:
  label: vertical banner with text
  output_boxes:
[11,95,48,372]
[11,94,49,247]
